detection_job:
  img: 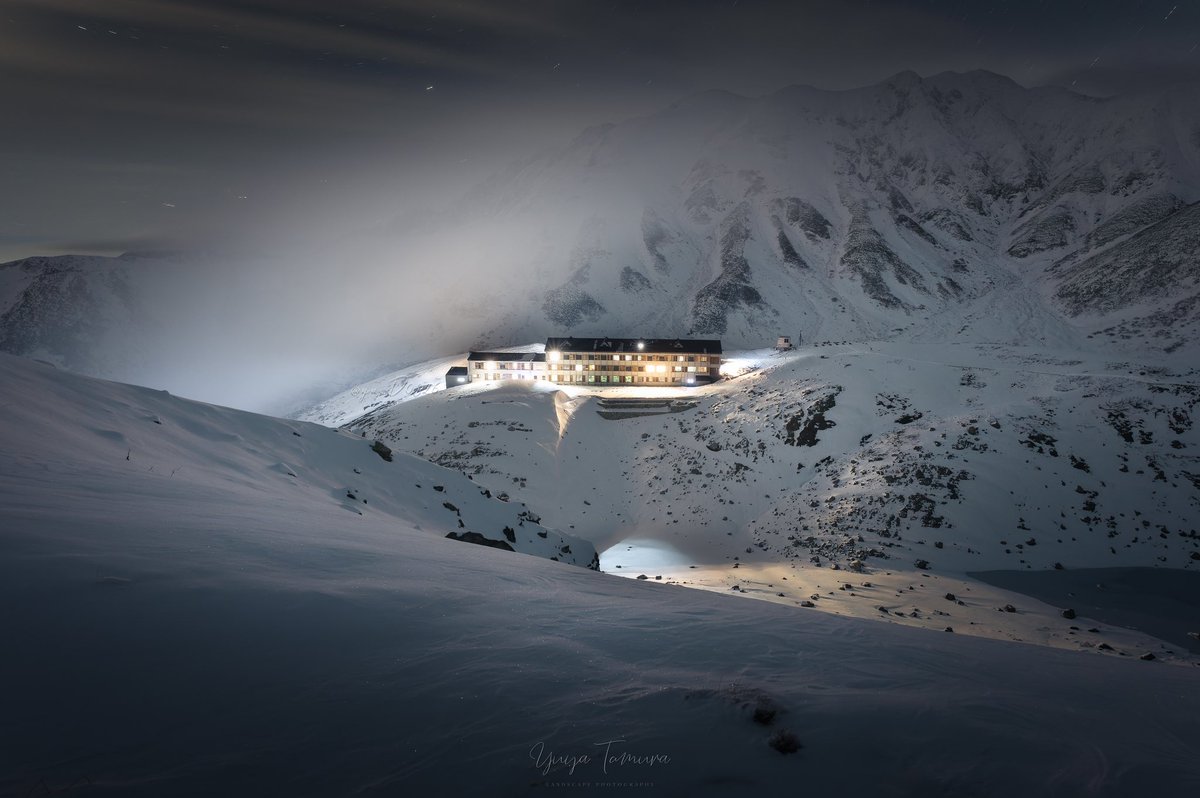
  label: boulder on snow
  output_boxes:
[444,531,514,552]
[370,440,393,462]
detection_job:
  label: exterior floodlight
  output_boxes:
[457,376,466,383]
[636,341,645,350]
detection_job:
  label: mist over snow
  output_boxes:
[4,70,1200,412]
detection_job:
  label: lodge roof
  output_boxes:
[544,337,722,355]
[467,351,547,363]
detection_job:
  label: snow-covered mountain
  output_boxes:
[4,338,1200,796]
[4,70,1199,411]
[0,253,158,379]
[381,69,1200,356]
[316,340,1200,659]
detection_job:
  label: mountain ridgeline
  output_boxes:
[454,70,1200,352]
[2,70,1199,409]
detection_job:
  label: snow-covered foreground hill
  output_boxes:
[343,341,1200,660]
[3,359,1200,794]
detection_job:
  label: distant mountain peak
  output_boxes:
[3,68,1199,409]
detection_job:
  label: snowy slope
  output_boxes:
[343,342,1200,659]
[3,358,1200,796]
[0,353,596,568]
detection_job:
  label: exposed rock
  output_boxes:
[767,730,802,755]
[445,531,514,552]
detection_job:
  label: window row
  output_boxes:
[476,373,696,384]
[551,353,717,363]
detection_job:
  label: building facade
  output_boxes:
[453,337,722,387]
[465,351,547,383]
[542,337,721,386]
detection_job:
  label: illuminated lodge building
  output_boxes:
[448,337,723,387]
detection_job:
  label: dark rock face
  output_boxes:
[543,281,607,328]
[445,531,515,552]
[1081,193,1183,252]
[783,390,840,447]
[775,197,832,240]
[1055,202,1200,316]
[840,203,927,309]
[920,208,974,241]
[894,213,939,247]
[775,228,808,269]
[691,203,765,334]
[544,262,604,328]
[1008,210,1077,258]
[767,730,802,754]
[619,266,653,292]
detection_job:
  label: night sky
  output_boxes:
[2,0,1197,260]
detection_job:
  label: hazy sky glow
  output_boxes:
[2,0,1197,260]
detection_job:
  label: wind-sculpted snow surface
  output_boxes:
[3,354,1200,795]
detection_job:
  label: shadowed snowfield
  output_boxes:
[2,351,1199,795]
